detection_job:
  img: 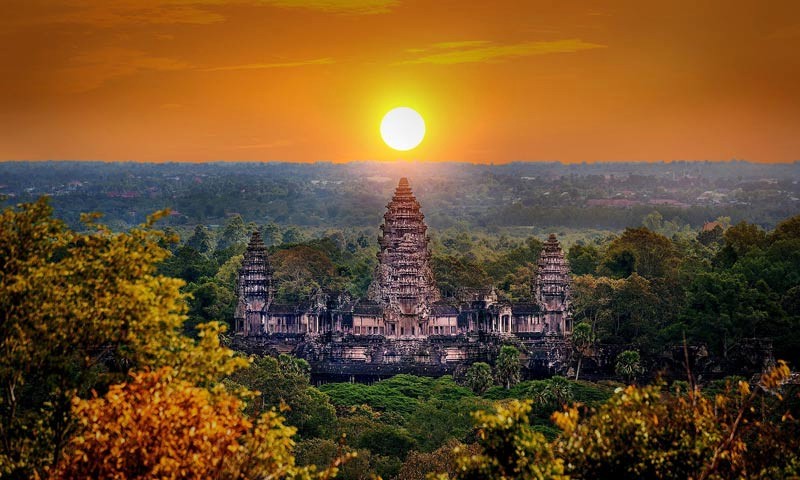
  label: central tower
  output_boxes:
[369,177,440,337]
[533,234,572,335]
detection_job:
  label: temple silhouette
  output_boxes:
[233,177,574,378]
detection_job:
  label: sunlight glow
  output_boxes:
[380,107,425,151]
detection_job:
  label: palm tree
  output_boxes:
[615,350,644,384]
[495,346,521,389]
[464,362,494,395]
[571,322,593,381]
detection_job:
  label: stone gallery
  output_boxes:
[233,178,574,378]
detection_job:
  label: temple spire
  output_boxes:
[534,234,572,334]
[369,177,439,337]
[234,230,274,335]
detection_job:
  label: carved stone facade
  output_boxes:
[534,234,573,335]
[234,230,273,336]
[230,178,775,381]
[368,177,440,337]
[232,177,574,374]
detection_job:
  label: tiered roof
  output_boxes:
[370,177,440,316]
[534,234,570,298]
[238,230,273,299]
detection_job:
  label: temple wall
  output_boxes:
[428,314,458,335]
[352,314,384,335]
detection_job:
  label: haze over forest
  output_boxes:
[2,160,798,232]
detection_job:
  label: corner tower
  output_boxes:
[533,234,572,335]
[369,177,440,337]
[234,230,274,335]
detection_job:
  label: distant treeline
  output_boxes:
[2,160,798,231]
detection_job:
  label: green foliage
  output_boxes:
[354,423,417,458]
[571,323,593,381]
[464,362,494,395]
[495,346,522,390]
[614,350,644,383]
[398,440,481,480]
[320,375,473,416]
[724,221,768,257]
[433,255,492,298]
[228,355,336,439]
[404,397,483,452]
[216,214,249,252]
[530,376,574,413]
[449,400,567,479]
[567,243,601,275]
[186,224,213,253]
[601,227,679,279]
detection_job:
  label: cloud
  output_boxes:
[396,39,606,65]
[258,0,399,14]
[429,40,491,49]
[12,0,398,29]
[57,48,191,92]
[36,2,227,27]
[204,57,334,71]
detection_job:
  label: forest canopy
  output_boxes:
[1,196,799,479]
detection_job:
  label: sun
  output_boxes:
[380,107,425,151]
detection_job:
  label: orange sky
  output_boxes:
[1,0,799,163]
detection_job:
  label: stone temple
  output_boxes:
[233,177,574,379]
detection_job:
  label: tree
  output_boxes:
[770,214,800,243]
[614,350,643,383]
[216,253,243,286]
[217,214,248,252]
[718,221,767,263]
[682,271,771,359]
[570,275,622,340]
[495,346,521,390]
[261,222,283,246]
[567,244,601,276]
[158,243,218,283]
[51,368,336,480]
[601,227,678,279]
[498,265,536,302]
[445,400,566,479]
[186,224,214,253]
[228,355,337,439]
[641,210,663,231]
[553,362,795,479]
[398,440,481,480]
[464,362,494,395]
[0,199,246,477]
[185,280,236,329]
[432,255,491,298]
[697,225,724,246]
[571,323,593,381]
[282,226,306,244]
[271,245,339,303]
[530,376,574,414]
[296,438,372,480]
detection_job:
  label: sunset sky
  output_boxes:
[1,1,799,163]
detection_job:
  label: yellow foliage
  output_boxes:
[0,199,250,475]
[450,399,567,480]
[50,368,332,480]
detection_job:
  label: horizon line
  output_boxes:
[2,158,799,166]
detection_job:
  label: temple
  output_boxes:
[232,177,574,377]
[534,234,573,335]
[368,177,441,337]
[233,230,274,336]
